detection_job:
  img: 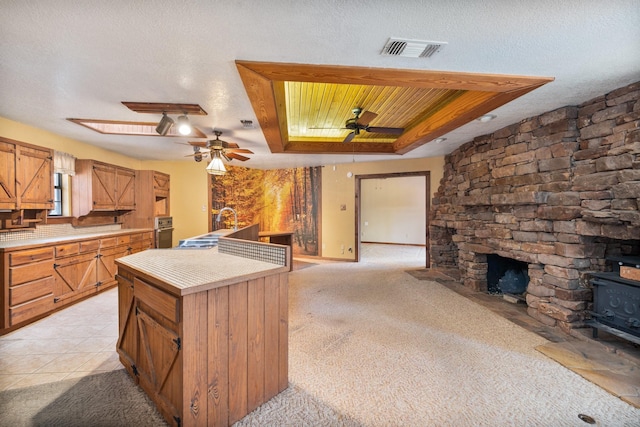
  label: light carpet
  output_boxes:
[237,244,640,426]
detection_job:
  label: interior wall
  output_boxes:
[141,160,210,246]
[0,116,210,246]
[360,176,426,245]
[322,156,444,260]
[0,117,141,169]
[1,116,444,252]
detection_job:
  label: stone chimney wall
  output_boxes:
[430,81,640,332]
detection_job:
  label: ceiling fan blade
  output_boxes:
[356,111,378,126]
[227,152,250,162]
[343,131,356,143]
[224,142,240,149]
[222,152,232,162]
[227,148,254,154]
[188,141,207,147]
[366,126,404,135]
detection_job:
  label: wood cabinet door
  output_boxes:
[53,253,97,303]
[135,304,182,423]
[16,145,53,209]
[116,272,137,381]
[115,168,135,210]
[90,163,117,211]
[0,139,17,209]
[96,245,129,286]
[153,171,170,194]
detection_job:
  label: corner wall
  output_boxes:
[322,157,444,260]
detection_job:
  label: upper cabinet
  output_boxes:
[0,137,53,211]
[122,170,170,229]
[0,139,17,209]
[72,160,136,217]
[17,144,54,209]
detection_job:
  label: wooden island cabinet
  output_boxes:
[115,239,289,427]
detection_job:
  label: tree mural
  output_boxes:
[210,165,320,256]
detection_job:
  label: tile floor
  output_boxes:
[0,289,121,391]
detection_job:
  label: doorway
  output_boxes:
[355,171,430,268]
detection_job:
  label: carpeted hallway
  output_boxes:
[1,244,639,426]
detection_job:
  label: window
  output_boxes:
[49,172,63,216]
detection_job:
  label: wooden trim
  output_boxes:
[121,102,208,115]
[235,60,554,156]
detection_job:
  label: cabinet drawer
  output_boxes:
[10,276,55,305]
[100,237,118,249]
[129,233,142,242]
[55,242,80,257]
[117,235,130,245]
[80,240,100,253]
[9,294,53,326]
[134,278,179,323]
[54,252,96,267]
[9,247,54,266]
[10,260,54,285]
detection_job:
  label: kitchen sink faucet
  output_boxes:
[216,207,238,231]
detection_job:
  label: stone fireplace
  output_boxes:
[430,81,640,333]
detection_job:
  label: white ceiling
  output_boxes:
[1,0,639,170]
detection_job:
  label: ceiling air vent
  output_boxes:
[381,38,447,58]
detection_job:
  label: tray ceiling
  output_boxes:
[236,61,554,155]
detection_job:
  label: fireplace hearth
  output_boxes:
[487,254,529,295]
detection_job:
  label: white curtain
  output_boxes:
[53,150,76,176]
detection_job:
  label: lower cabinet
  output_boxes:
[1,229,153,332]
[117,271,182,423]
[5,247,55,327]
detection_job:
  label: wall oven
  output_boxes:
[154,216,173,248]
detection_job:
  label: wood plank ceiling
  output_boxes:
[236,61,554,155]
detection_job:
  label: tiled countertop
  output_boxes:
[116,246,288,296]
[0,228,153,250]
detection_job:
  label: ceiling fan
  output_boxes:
[340,108,405,143]
[182,130,254,162]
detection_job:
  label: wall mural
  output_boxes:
[210,165,321,256]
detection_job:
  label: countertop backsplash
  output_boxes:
[0,223,122,243]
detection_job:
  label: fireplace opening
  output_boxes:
[487,254,529,295]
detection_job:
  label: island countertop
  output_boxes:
[115,246,289,296]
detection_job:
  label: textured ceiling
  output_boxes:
[1,1,639,169]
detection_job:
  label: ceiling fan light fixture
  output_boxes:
[155,113,174,135]
[176,114,191,135]
[206,151,226,175]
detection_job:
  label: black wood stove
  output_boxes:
[589,256,640,345]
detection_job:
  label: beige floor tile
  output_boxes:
[0,374,27,391]
[6,371,71,389]
[0,338,86,355]
[35,352,97,373]
[73,336,118,353]
[0,353,59,375]
[74,351,120,372]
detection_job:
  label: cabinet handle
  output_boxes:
[53,263,59,269]
[53,297,60,303]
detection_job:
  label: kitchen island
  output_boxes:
[115,232,289,427]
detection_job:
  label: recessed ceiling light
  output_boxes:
[477,114,497,123]
[434,138,446,144]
